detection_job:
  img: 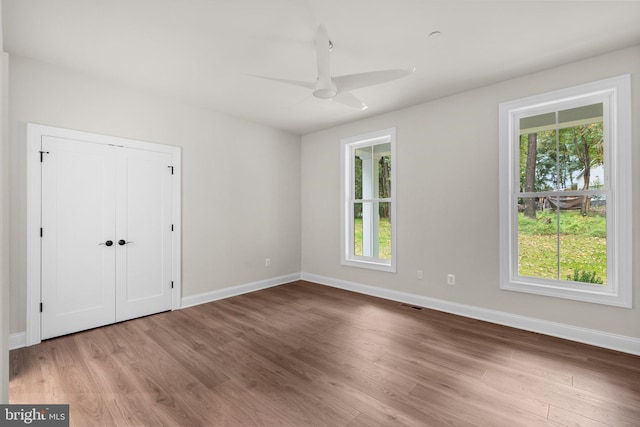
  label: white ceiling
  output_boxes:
[3,0,640,135]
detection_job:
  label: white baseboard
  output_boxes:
[9,332,26,350]
[181,273,302,309]
[301,273,640,356]
[10,273,302,349]
[12,272,639,356]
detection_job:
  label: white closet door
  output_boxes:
[115,148,173,322]
[41,136,117,339]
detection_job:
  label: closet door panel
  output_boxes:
[41,136,117,339]
[115,148,172,322]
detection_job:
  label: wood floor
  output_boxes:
[10,281,640,426]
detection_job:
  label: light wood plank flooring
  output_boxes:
[10,281,640,426]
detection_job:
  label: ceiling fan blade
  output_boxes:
[333,92,368,110]
[313,24,336,99]
[334,67,415,93]
[250,75,315,90]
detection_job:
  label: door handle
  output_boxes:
[118,240,134,246]
[99,240,114,247]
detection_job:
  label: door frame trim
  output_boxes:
[26,123,182,346]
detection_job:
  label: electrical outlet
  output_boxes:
[447,274,455,285]
[265,258,271,267]
[417,270,423,280]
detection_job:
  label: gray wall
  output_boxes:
[7,43,640,346]
[301,45,640,339]
[1,0,9,402]
[8,55,302,334]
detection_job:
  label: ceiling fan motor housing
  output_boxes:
[313,77,337,99]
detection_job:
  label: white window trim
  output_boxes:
[498,75,632,307]
[341,128,397,273]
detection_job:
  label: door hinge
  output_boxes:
[171,224,174,231]
[39,151,50,162]
[168,166,174,175]
[40,227,43,237]
[171,281,174,289]
[40,303,43,313]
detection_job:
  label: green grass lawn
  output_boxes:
[518,211,607,283]
[354,217,391,260]
[353,211,606,284]
[354,211,607,284]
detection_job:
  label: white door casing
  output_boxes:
[27,124,181,345]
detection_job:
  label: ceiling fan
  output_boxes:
[257,25,415,110]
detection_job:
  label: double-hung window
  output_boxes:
[499,75,631,307]
[341,128,397,272]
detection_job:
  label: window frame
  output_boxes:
[498,75,632,307]
[341,128,397,272]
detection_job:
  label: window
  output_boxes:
[499,75,631,307]
[341,128,396,272]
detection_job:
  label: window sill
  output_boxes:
[501,279,631,308]
[342,258,397,273]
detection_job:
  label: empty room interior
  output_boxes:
[1,1,640,426]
